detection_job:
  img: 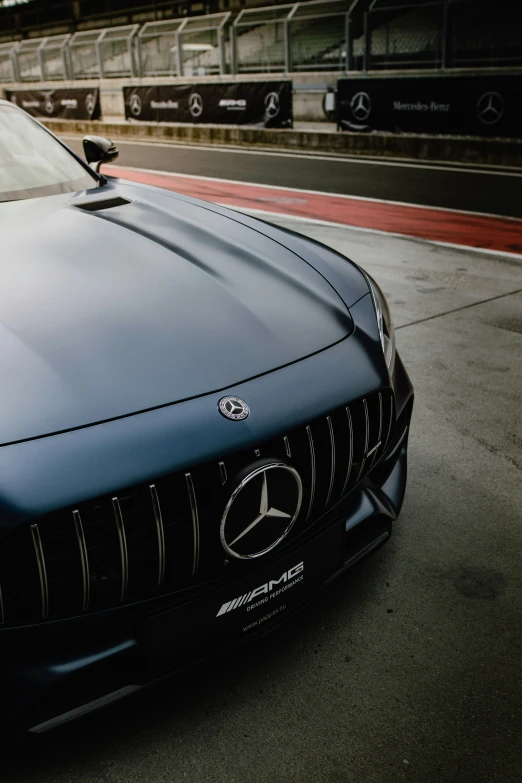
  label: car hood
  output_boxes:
[0,185,354,444]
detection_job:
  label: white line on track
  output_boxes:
[106,164,522,223]
[227,206,522,262]
[59,135,522,178]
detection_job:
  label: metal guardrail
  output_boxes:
[0,0,519,82]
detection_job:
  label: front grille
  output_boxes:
[0,389,394,628]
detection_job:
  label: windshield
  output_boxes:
[0,104,97,202]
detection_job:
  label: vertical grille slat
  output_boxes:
[284,436,291,459]
[185,473,200,577]
[305,425,316,522]
[149,485,166,587]
[368,392,383,470]
[73,510,90,611]
[31,523,49,620]
[0,389,396,628]
[325,416,336,508]
[356,398,370,482]
[384,395,395,453]
[219,461,227,485]
[112,497,129,603]
[341,406,354,496]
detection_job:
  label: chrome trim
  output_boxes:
[112,497,129,602]
[325,415,336,507]
[185,473,200,576]
[149,485,166,587]
[29,684,141,734]
[356,398,370,482]
[366,441,382,459]
[219,461,227,485]
[31,523,49,620]
[220,463,303,560]
[306,425,316,521]
[0,584,4,626]
[73,510,90,611]
[368,392,383,469]
[341,407,354,496]
[283,435,291,459]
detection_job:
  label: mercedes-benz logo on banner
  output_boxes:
[477,91,504,125]
[189,92,203,118]
[218,396,249,421]
[129,93,142,117]
[221,463,303,559]
[44,93,54,115]
[265,91,280,119]
[85,92,96,117]
[350,91,371,121]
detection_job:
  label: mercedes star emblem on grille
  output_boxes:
[221,462,303,559]
[218,396,250,421]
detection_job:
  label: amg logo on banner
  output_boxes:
[216,562,304,617]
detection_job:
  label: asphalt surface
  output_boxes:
[62,136,522,218]
[2,217,521,783]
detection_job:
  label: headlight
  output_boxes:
[364,273,395,369]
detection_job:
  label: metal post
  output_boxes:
[218,13,230,76]
[441,0,450,71]
[363,11,370,72]
[345,13,351,72]
[218,27,225,75]
[231,23,238,75]
[175,31,183,77]
[286,4,298,76]
[96,34,105,79]
[12,44,21,83]
[61,41,71,80]
[137,35,143,79]
[38,40,47,82]
[284,19,291,74]
[128,34,136,78]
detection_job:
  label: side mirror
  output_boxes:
[83,135,118,172]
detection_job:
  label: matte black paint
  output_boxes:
[0,112,413,732]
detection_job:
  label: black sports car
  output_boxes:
[0,99,413,732]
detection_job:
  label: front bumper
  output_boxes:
[2,379,413,734]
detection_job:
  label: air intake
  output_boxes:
[74,197,131,212]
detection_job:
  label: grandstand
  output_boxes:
[0,0,520,81]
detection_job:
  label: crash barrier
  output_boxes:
[6,86,101,120]
[123,81,293,127]
[337,74,522,139]
[39,118,522,169]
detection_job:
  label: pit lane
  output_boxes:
[5,141,521,783]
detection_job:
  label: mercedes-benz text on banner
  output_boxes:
[123,81,293,128]
[337,75,522,138]
[6,88,101,121]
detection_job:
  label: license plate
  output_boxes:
[147,519,345,665]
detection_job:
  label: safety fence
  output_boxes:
[0,0,519,82]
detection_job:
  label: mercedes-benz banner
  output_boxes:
[6,87,101,120]
[337,75,522,138]
[123,82,293,127]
